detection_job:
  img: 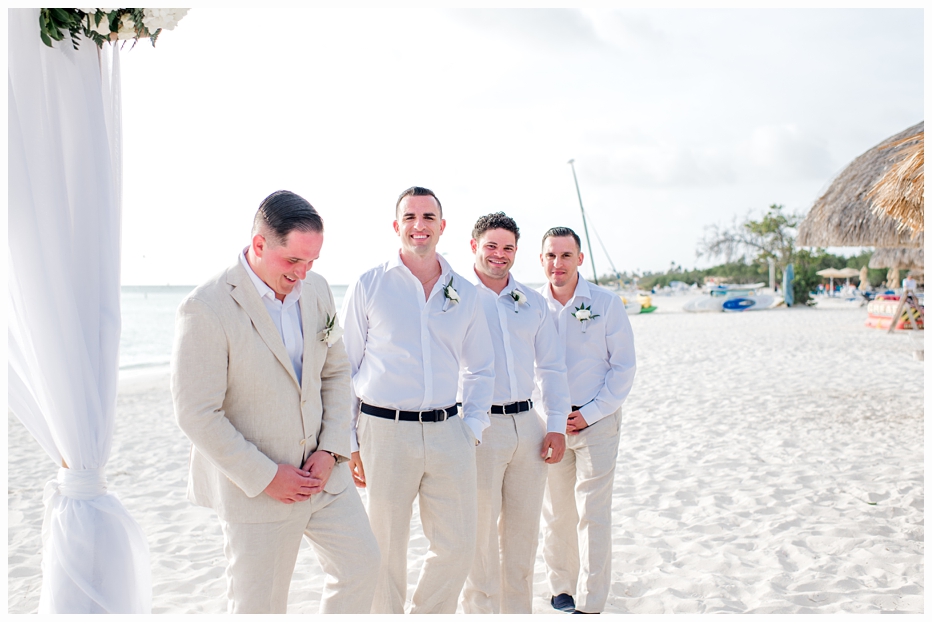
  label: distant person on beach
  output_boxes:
[341,186,494,613]
[459,213,571,614]
[902,274,918,293]
[538,227,636,614]
[171,190,379,613]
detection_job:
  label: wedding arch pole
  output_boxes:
[568,159,601,285]
[8,8,151,613]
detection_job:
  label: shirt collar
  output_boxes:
[470,268,516,298]
[390,250,453,283]
[572,275,592,301]
[545,273,590,305]
[239,248,302,306]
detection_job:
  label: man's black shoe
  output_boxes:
[572,610,599,614]
[551,594,575,612]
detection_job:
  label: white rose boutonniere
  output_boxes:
[320,313,343,347]
[509,289,527,313]
[443,278,460,312]
[573,303,600,333]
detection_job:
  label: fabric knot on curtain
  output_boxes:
[51,468,109,500]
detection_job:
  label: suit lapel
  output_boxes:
[226,262,301,389]
[299,280,320,398]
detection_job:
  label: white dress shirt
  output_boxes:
[469,271,571,434]
[239,249,304,382]
[540,275,636,426]
[342,252,495,451]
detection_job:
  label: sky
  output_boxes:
[117,7,924,286]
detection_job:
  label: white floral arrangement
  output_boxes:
[509,289,526,313]
[442,278,460,312]
[573,303,600,332]
[39,8,188,49]
[320,314,343,347]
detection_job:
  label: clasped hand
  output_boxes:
[566,410,588,435]
[263,450,336,503]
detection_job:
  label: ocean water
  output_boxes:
[119,285,349,371]
[119,280,542,371]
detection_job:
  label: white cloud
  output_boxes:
[448,8,605,52]
[116,8,923,284]
[739,124,835,181]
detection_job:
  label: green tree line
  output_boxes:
[605,205,893,305]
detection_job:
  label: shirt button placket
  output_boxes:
[421,291,433,407]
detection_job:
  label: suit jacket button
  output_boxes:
[299,439,306,446]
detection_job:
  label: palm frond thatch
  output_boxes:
[868,247,924,271]
[797,122,924,248]
[867,131,924,235]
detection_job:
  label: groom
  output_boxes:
[171,190,379,613]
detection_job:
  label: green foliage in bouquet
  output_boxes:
[38,8,186,50]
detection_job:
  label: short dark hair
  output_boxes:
[253,190,323,245]
[472,212,520,242]
[541,226,581,252]
[396,186,442,217]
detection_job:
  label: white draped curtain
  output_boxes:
[8,8,151,613]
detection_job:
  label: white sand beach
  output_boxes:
[7,294,924,614]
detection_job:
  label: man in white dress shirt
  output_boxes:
[342,186,495,614]
[459,213,572,614]
[538,227,636,614]
[172,191,379,613]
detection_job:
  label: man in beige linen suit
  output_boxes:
[172,190,379,614]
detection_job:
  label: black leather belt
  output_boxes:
[490,400,533,415]
[360,402,458,423]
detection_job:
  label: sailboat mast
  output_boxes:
[568,159,600,285]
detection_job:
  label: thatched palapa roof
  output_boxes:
[868,247,924,271]
[797,122,924,248]
[867,131,924,235]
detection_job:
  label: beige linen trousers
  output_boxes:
[172,261,379,613]
[460,409,548,614]
[542,408,622,613]
[358,410,478,614]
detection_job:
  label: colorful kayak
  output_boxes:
[722,295,777,311]
[685,294,781,312]
[683,296,727,312]
[620,294,657,315]
[709,282,765,297]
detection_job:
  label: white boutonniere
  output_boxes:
[573,303,600,333]
[509,289,527,313]
[443,278,460,312]
[320,313,343,347]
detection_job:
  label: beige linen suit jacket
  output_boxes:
[172,260,352,524]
